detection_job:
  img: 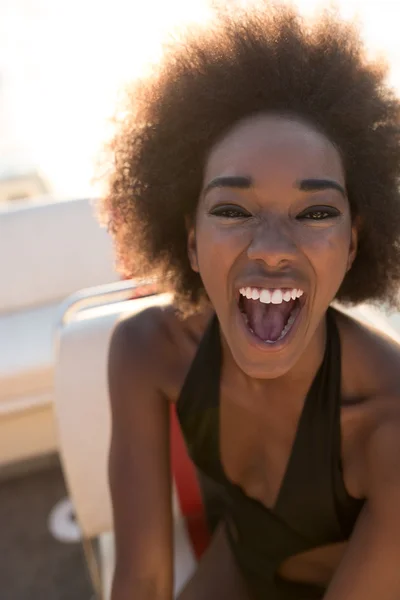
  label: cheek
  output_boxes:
[301,223,352,291]
[194,220,247,291]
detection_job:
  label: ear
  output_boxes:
[347,217,360,272]
[186,218,199,273]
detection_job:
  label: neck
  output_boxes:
[221,311,328,406]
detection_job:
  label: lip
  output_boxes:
[233,287,308,353]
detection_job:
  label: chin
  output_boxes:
[228,340,305,380]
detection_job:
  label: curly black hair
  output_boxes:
[99,2,400,314]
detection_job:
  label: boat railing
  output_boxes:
[57,278,158,328]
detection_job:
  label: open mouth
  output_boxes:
[238,286,305,345]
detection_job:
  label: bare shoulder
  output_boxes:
[333,306,400,400]
[109,295,213,402]
[354,394,400,500]
[334,306,400,497]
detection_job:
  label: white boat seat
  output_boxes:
[54,293,171,538]
[0,197,119,315]
[0,197,120,467]
[0,303,58,405]
[54,291,198,599]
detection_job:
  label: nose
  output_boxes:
[246,218,298,268]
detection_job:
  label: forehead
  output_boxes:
[203,114,345,186]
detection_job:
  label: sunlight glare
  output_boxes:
[4,0,400,199]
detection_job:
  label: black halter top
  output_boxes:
[176,308,364,600]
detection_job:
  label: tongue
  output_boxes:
[242,298,295,341]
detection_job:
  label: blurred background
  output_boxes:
[2,0,400,205]
[2,1,400,599]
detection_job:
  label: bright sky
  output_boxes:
[1,0,400,199]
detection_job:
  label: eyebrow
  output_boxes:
[202,175,252,196]
[202,175,346,198]
[297,178,346,197]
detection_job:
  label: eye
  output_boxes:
[209,205,251,219]
[297,206,341,221]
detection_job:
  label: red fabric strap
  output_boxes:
[170,403,211,559]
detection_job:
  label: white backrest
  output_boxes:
[53,293,171,538]
[0,197,119,314]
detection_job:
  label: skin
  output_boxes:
[109,115,400,600]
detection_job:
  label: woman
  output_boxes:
[100,4,400,599]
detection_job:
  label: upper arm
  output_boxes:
[324,404,400,600]
[108,311,173,598]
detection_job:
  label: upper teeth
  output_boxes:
[239,287,304,304]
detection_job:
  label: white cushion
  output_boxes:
[0,303,59,404]
[0,197,119,314]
